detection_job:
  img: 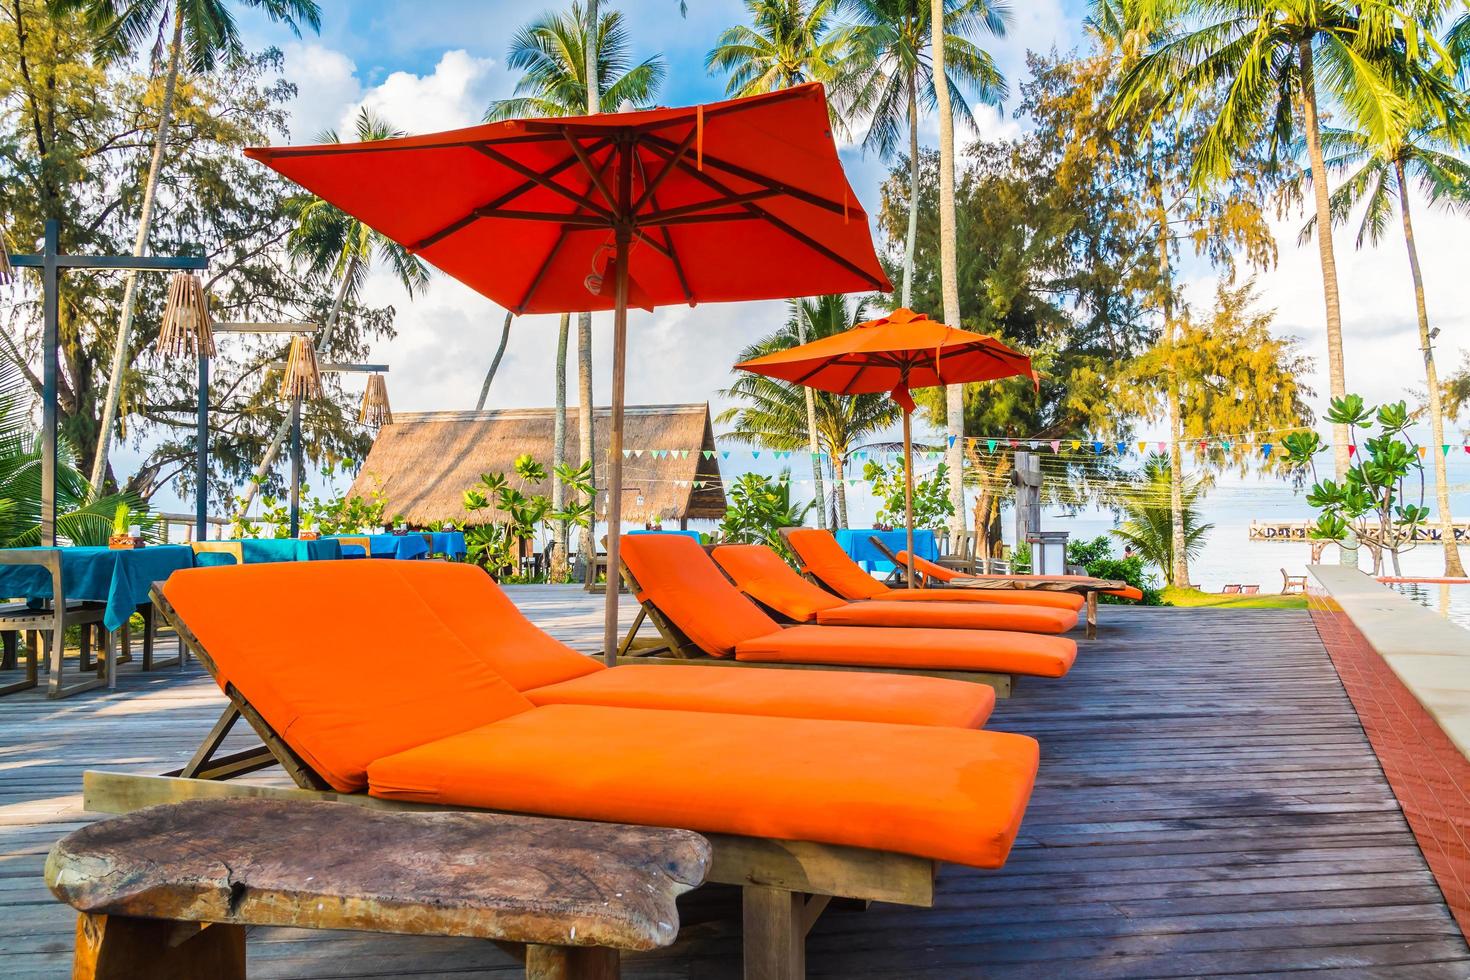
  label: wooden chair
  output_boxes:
[0,549,111,698]
[190,541,244,566]
[937,531,979,575]
[336,536,371,560]
[1282,568,1308,594]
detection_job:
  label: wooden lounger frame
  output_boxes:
[83,586,940,980]
[615,562,1014,698]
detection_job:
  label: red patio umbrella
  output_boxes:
[245,83,889,664]
[736,307,1034,586]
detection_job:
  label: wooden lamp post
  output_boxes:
[9,220,208,546]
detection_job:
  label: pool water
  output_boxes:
[1388,582,1470,631]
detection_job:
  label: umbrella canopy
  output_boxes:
[737,307,1034,586]
[735,307,1033,412]
[245,83,889,664]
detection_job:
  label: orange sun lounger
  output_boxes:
[711,542,1077,634]
[618,534,1076,695]
[96,559,1041,976]
[782,528,1087,614]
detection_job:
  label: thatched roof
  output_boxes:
[349,404,727,527]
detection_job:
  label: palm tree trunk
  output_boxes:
[1397,158,1464,576]
[476,312,514,410]
[551,313,570,579]
[234,253,358,518]
[1149,169,1189,588]
[89,9,185,495]
[833,452,848,528]
[577,311,595,565]
[794,312,826,529]
[901,74,920,309]
[1298,41,1353,567]
[930,0,967,549]
[585,0,600,115]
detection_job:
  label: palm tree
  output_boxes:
[926,0,1009,551]
[718,295,900,527]
[1110,453,1213,585]
[1112,0,1458,488]
[488,1,665,574]
[234,109,430,518]
[1296,105,1470,575]
[842,0,1007,306]
[706,0,850,100]
[83,0,321,495]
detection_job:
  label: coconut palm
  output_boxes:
[1111,0,1459,486]
[718,295,900,528]
[487,0,665,575]
[706,0,851,102]
[83,0,322,495]
[1110,453,1213,585]
[234,108,430,517]
[842,0,1008,307]
[1295,105,1470,575]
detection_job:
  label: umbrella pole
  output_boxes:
[602,229,632,666]
[903,408,915,589]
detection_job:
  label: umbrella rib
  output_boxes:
[643,142,887,291]
[640,189,784,225]
[248,132,569,159]
[633,150,694,306]
[564,133,617,211]
[515,226,573,314]
[473,144,614,220]
[632,128,696,214]
[642,132,850,218]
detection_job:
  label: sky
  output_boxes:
[214,0,1470,520]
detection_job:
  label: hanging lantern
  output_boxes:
[155,272,216,358]
[359,372,392,427]
[279,335,322,400]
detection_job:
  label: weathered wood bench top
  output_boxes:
[46,799,710,952]
[944,576,1126,592]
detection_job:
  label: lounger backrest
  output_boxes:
[895,550,959,583]
[387,560,603,691]
[784,529,888,600]
[710,544,845,622]
[161,560,535,793]
[619,534,779,657]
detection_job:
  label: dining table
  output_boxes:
[328,532,467,561]
[833,528,938,573]
[192,538,344,566]
[0,545,195,633]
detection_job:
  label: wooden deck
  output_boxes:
[3,590,1469,977]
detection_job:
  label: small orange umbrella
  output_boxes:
[736,307,1035,585]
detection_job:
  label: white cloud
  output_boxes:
[350,49,502,135]
[279,43,362,141]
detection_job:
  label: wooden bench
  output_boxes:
[46,798,710,980]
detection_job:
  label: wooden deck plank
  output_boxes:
[0,590,1466,977]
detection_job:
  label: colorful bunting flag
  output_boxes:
[1050,440,1060,453]
[986,439,998,453]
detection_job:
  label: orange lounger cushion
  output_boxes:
[734,625,1076,678]
[711,544,1076,632]
[367,704,1039,867]
[812,599,1076,634]
[528,664,995,728]
[161,561,536,793]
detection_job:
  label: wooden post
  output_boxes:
[196,353,209,540]
[41,220,58,546]
[1012,451,1042,559]
[603,135,634,668]
[72,914,245,980]
[902,409,915,589]
[525,944,620,980]
[743,885,805,980]
[289,394,302,537]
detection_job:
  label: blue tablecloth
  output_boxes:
[833,528,938,573]
[328,533,433,560]
[426,531,467,558]
[193,538,342,566]
[0,545,195,632]
[627,529,702,542]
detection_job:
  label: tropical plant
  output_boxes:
[1282,396,1431,575]
[718,470,815,553]
[1067,534,1164,604]
[461,455,595,582]
[487,0,665,577]
[706,0,850,107]
[862,458,955,531]
[1110,0,1461,486]
[234,107,430,518]
[718,296,900,527]
[841,0,1007,307]
[83,0,322,494]
[1107,453,1213,587]
[1293,104,1470,575]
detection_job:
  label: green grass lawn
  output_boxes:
[1160,587,1308,610]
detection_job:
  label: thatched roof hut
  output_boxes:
[349,404,727,527]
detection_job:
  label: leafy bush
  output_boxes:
[861,459,955,531]
[1067,535,1164,605]
[462,455,594,582]
[719,471,814,554]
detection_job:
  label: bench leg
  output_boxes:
[743,884,805,980]
[525,944,619,980]
[1085,592,1098,640]
[73,913,245,980]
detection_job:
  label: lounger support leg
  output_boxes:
[525,944,620,979]
[1086,592,1097,640]
[616,606,648,659]
[743,884,806,980]
[72,913,245,980]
